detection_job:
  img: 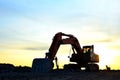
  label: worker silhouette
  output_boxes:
[55,57,59,69]
[106,65,110,70]
[45,52,50,58]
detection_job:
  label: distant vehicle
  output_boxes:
[32,32,99,73]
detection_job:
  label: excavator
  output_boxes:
[32,32,99,73]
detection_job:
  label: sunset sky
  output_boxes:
[0,0,120,70]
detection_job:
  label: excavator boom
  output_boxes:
[46,32,82,60]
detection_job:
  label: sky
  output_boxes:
[0,0,120,70]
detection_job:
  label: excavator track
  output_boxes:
[86,64,99,71]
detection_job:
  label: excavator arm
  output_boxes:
[46,32,82,60]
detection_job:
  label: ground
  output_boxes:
[1,70,120,80]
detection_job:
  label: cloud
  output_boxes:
[24,46,48,51]
[95,39,113,43]
[108,45,120,50]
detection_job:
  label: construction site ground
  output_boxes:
[0,70,120,80]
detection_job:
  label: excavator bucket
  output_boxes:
[32,58,54,73]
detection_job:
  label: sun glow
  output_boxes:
[95,45,115,69]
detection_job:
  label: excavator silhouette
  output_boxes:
[32,32,99,73]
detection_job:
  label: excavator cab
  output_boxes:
[70,45,99,63]
[82,45,99,62]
